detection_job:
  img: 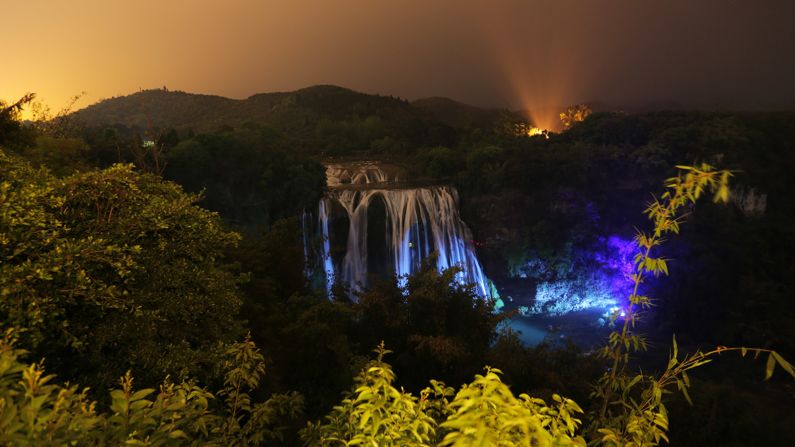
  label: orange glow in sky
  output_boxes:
[3,0,794,117]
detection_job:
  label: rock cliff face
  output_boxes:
[325,162,406,188]
[456,184,633,318]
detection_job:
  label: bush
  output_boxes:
[0,150,244,390]
[0,330,302,446]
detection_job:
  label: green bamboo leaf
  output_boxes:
[772,351,795,379]
[658,258,669,276]
[765,353,776,380]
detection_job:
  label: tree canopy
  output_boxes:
[0,150,244,389]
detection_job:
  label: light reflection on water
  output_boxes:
[506,317,548,346]
[503,309,615,348]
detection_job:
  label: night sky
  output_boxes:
[3,0,794,123]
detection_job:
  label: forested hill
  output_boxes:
[72,85,515,134]
[410,96,511,129]
[73,89,240,130]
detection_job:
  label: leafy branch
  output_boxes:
[592,164,793,446]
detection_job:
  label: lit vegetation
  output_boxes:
[559,104,592,129]
[0,330,301,445]
[0,149,244,389]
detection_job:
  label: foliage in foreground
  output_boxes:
[589,164,795,446]
[0,149,244,389]
[0,330,301,446]
[305,342,793,447]
[302,343,586,447]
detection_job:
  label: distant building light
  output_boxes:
[526,127,549,138]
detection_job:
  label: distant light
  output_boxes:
[526,127,549,138]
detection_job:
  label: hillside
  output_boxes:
[72,85,523,137]
[73,89,242,130]
[411,97,511,129]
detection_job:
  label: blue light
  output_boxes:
[526,235,635,316]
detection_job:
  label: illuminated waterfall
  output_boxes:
[318,198,335,297]
[305,162,496,300]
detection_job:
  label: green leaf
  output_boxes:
[169,430,188,439]
[678,380,693,405]
[129,400,151,411]
[359,410,371,429]
[130,388,154,401]
[772,351,795,379]
[658,258,669,276]
[765,353,776,380]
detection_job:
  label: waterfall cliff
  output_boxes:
[303,162,496,299]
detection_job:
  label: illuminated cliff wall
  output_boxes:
[304,162,497,300]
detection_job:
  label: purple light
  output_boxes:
[529,234,636,316]
[595,235,636,308]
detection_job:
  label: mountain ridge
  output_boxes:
[71,85,516,132]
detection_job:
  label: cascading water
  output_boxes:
[303,162,497,300]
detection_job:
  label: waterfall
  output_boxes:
[318,197,335,297]
[305,162,496,300]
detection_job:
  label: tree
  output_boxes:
[0,149,244,389]
[352,260,502,391]
[165,129,325,227]
[22,135,91,176]
[28,91,86,138]
[0,93,36,149]
[302,344,437,447]
[560,104,592,129]
[302,344,586,447]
